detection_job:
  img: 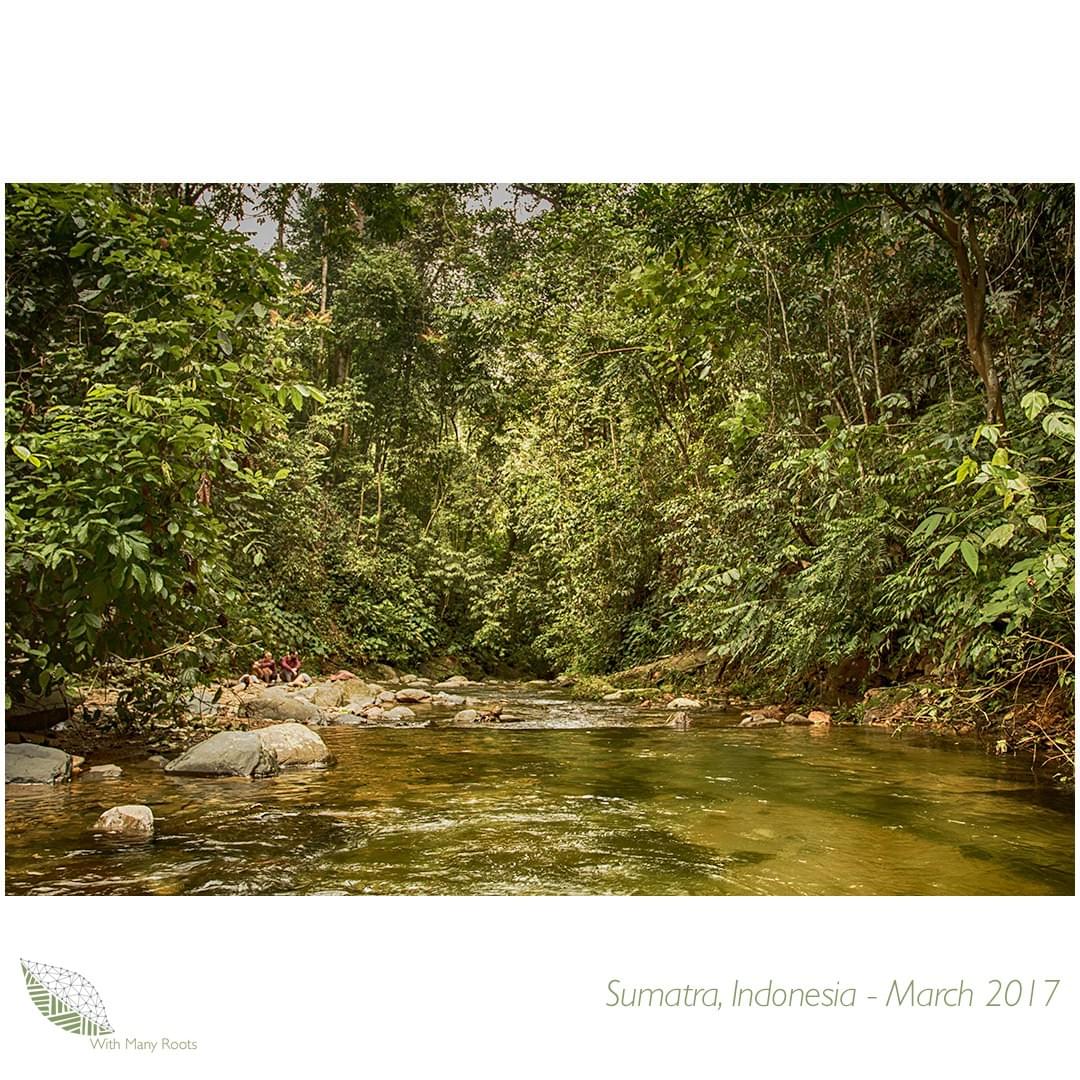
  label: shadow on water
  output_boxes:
[5,687,1074,895]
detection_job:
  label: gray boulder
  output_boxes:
[395,688,432,704]
[241,687,327,726]
[335,713,369,726]
[453,709,481,724]
[184,688,221,716]
[385,705,417,721]
[257,723,333,768]
[783,713,812,726]
[95,804,153,838]
[296,682,347,709]
[377,691,398,704]
[164,731,279,778]
[6,744,72,784]
[668,697,703,709]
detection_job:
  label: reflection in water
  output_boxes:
[5,689,1074,895]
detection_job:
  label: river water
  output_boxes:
[5,685,1073,895]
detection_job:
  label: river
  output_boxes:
[5,684,1073,895]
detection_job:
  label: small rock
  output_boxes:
[362,706,386,721]
[668,697,703,710]
[430,692,465,707]
[434,675,470,690]
[453,709,481,724]
[71,755,87,768]
[335,712,369,726]
[385,705,417,721]
[147,755,167,767]
[88,764,124,778]
[395,688,432,704]
[95,804,154,838]
[808,709,832,725]
[739,715,781,728]
[6,744,72,784]
[377,691,398,704]
[783,713,812,726]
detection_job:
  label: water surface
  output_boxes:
[5,687,1073,895]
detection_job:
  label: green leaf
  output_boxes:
[912,513,942,539]
[983,523,1015,549]
[937,541,959,568]
[1028,514,1047,533]
[960,540,979,575]
[68,242,92,257]
[1021,390,1049,422]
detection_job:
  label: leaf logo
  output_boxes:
[21,959,114,1036]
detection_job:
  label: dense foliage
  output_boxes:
[5,182,1074,714]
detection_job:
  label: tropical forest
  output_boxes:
[4,182,1075,896]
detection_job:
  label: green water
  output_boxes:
[4,687,1074,895]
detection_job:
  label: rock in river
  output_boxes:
[88,763,124,777]
[6,744,72,784]
[783,713,812,726]
[257,723,333,768]
[165,731,279,778]
[241,686,327,726]
[385,705,417,721]
[668,697,703,710]
[95,804,154,838]
[453,709,481,724]
[739,715,781,728]
[430,691,465,707]
[434,675,470,689]
[395,688,432,704]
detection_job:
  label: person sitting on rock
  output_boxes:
[279,650,301,683]
[251,651,277,684]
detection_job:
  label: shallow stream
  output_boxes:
[5,685,1073,895]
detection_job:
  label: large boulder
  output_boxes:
[385,705,417,721]
[296,682,347,709]
[241,687,327,726]
[395,688,432,704]
[6,744,72,784]
[668,697,703,710]
[95,804,154,838]
[257,723,333,768]
[453,709,481,724]
[164,731,279,778]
